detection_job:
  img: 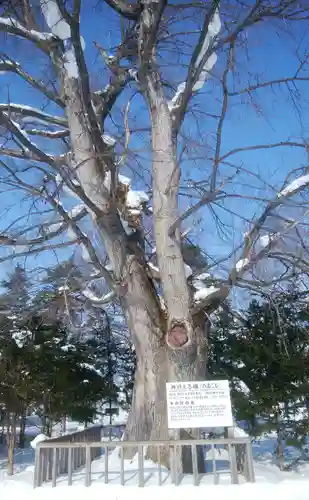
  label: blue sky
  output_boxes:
[0,1,309,288]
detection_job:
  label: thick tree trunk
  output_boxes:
[122,261,208,472]
[125,319,208,472]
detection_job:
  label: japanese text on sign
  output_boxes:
[166,380,233,429]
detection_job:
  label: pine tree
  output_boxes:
[32,259,84,327]
[209,289,309,469]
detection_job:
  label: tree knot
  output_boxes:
[166,320,191,349]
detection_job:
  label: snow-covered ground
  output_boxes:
[1,431,309,499]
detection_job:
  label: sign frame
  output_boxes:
[166,379,233,429]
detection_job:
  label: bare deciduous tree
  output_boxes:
[1,0,309,468]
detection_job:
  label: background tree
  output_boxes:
[1,0,309,470]
[209,288,309,469]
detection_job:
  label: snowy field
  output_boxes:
[1,428,309,500]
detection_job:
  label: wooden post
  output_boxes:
[228,443,239,485]
[52,448,57,488]
[191,443,198,486]
[33,447,40,488]
[104,444,109,484]
[85,446,91,487]
[120,446,125,485]
[138,445,144,487]
[157,445,162,486]
[68,447,73,486]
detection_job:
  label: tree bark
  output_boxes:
[7,412,17,476]
[122,260,208,472]
[19,410,26,448]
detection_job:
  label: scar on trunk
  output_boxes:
[167,322,189,348]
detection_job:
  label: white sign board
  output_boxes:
[166,380,233,429]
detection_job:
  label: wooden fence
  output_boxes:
[34,435,255,488]
[34,426,102,486]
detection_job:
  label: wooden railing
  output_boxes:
[34,426,102,486]
[34,436,255,488]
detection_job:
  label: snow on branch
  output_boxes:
[228,172,309,284]
[278,174,309,198]
[194,285,221,303]
[192,270,222,307]
[0,111,55,164]
[26,128,68,139]
[0,103,67,127]
[0,57,20,73]
[0,16,55,44]
[82,288,116,304]
[168,6,221,113]
[0,206,88,248]
[235,258,249,272]
[126,190,149,211]
[68,204,86,218]
[43,193,113,286]
[0,56,64,107]
[0,240,77,264]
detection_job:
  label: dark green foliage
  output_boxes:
[0,264,136,434]
[181,240,208,273]
[209,289,309,466]
[0,314,112,431]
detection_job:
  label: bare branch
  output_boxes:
[0,55,64,107]
[220,141,308,163]
[210,43,233,191]
[171,1,221,130]
[43,189,113,285]
[0,206,88,247]
[229,76,309,97]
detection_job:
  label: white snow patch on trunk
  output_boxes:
[119,174,131,186]
[40,0,71,39]
[126,190,149,209]
[63,45,79,79]
[194,285,220,302]
[185,263,193,278]
[235,258,249,272]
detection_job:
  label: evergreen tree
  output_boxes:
[1,264,29,314]
[32,259,84,327]
[209,289,309,469]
